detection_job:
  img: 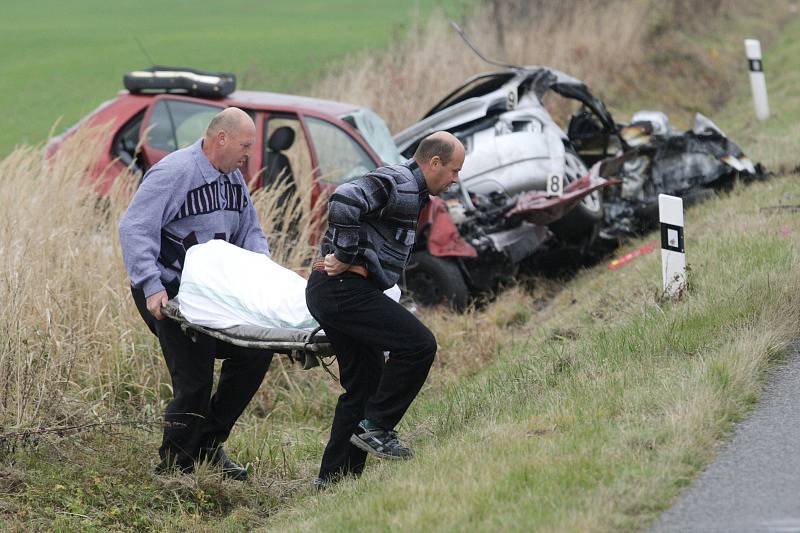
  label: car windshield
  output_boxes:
[341,108,403,165]
[305,116,376,184]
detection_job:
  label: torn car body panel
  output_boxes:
[411,172,611,299]
[508,173,614,226]
[420,197,479,258]
[602,112,763,236]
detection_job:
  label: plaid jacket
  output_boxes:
[320,160,429,290]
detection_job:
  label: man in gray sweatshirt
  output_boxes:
[119,107,272,480]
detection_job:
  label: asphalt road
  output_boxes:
[651,342,800,533]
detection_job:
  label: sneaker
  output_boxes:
[200,446,248,481]
[349,420,413,460]
[312,476,330,491]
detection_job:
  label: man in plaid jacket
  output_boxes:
[306,131,465,487]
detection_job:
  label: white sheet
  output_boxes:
[178,240,400,331]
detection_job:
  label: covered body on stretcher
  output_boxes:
[162,240,399,370]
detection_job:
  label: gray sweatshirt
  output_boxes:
[119,138,269,298]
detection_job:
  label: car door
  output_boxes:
[294,114,381,243]
[138,95,225,173]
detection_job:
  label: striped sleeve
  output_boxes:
[119,165,185,297]
[327,174,393,264]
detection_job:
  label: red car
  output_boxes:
[47,69,406,200]
[47,68,478,307]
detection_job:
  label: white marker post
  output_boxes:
[659,194,686,297]
[744,39,770,121]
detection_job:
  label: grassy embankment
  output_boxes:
[1,1,799,531]
[266,13,800,532]
[0,0,467,155]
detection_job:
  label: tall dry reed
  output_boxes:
[0,130,331,433]
[0,127,154,431]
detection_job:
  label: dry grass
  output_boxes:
[312,0,646,132]
[250,172,326,271]
[312,0,792,133]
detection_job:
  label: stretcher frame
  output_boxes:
[162,300,334,370]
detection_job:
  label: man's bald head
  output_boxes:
[202,107,256,173]
[206,107,253,139]
[413,131,461,166]
[414,131,465,196]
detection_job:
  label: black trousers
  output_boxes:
[305,270,436,481]
[132,284,272,467]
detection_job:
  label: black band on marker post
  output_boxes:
[660,222,685,253]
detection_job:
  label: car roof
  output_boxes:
[221,90,361,116]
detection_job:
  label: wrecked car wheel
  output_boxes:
[548,148,603,244]
[403,251,469,311]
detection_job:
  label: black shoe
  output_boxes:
[349,420,413,460]
[154,455,193,476]
[200,446,248,481]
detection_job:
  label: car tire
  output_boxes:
[548,147,603,244]
[402,251,469,311]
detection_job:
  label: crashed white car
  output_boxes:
[394,66,620,244]
[394,62,764,250]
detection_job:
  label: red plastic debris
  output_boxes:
[608,240,658,270]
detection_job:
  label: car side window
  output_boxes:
[304,116,376,184]
[263,114,314,188]
[145,100,221,151]
[112,109,145,172]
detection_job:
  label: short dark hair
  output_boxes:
[413,135,455,165]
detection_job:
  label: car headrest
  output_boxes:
[268,126,295,152]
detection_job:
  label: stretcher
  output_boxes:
[162,298,334,370]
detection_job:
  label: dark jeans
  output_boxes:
[305,270,436,481]
[132,284,272,467]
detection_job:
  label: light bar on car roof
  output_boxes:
[123,66,236,98]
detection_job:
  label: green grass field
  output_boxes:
[0,0,467,155]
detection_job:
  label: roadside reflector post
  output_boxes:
[659,194,686,297]
[744,38,770,121]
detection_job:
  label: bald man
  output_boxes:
[119,107,272,480]
[306,131,465,487]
